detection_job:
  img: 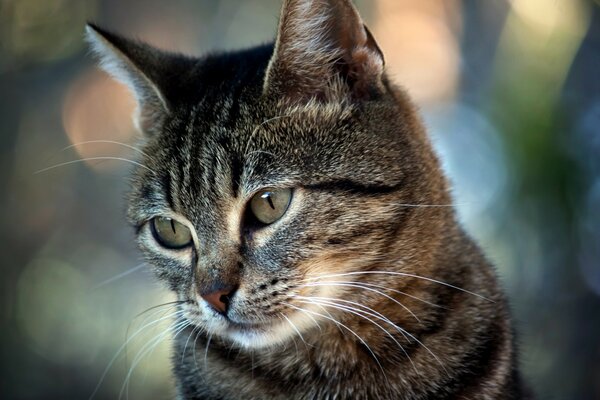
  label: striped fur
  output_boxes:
[87,0,531,398]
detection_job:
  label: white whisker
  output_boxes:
[190,324,204,372]
[181,325,199,365]
[244,115,290,158]
[282,302,389,384]
[93,263,147,289]
[278,313,300,357]
[309,301,344,335]
[304,271,492,302]
[295,297,419,375]
[392,203,455,208]
[203,333,213,371]
[297,296,447,376]
[35,157,155,174]
[120,318,189,400]
[89,309,183,400]
[301,281,421,322]
[281,313,311,350]
[309,280,443,309]
[293,295,408,341]
[60,140,151,158]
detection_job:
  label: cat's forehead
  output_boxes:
[165,82,354,162]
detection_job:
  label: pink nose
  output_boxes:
[201,287,235,314]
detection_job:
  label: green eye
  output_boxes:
[151,217,193,249]
[250,188,292,225]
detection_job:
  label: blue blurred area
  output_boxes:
[0,1,598,399]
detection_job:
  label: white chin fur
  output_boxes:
[219,310,320,349]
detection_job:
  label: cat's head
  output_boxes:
[87,0,450,348]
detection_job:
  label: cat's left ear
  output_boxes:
[85,24,178,135]
[264,0,385,104]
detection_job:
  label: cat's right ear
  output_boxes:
[264,0,385,105]
[85,24,171,135]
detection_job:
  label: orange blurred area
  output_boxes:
[62,70,137,172]
[372,0,461,104]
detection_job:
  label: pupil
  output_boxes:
[170,219,177,234]
[266,195,276,210]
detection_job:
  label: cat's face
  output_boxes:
[127,99,425,347]
[88,0,448,349]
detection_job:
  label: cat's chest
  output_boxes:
[174,330,387,400]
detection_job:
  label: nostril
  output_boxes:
[219,293,231,305]
[201,285,238,314]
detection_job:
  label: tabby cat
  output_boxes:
[86,0,531,398]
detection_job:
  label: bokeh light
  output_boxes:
[62,70,137,172]
[372,0,461,104]
[16,257,105,364]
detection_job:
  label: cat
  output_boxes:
[86,0,532,398]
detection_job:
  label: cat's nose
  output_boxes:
[200,285,237,314]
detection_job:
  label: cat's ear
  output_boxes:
[264,0,385,104]
[85,23,173,135]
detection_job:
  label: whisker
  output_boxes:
[293,295,408,341]
[288,305,323,332]
[392,203,455,208]
[309,302,344,335]
[89,309,184,400]
[282,302,389,384]
[125,317,187,399]
[277,313,299,357]
[300,281,421,322]
[125,301,188,357]
[244,115,290,157]
[140,319,193,392]
[297,296,447,376]
[250,349,255,379]
[308,280,444,309]
[60,140,151,158]
[34,157,155,174]
[190,324,205,372]
[125,305,177,366]
[281,313,311,350]
[181,325,200,365]
[244,150,277,158]
[304,271,492,302]
[93,263,148,289]
[130,300,187,322]
[203,332,213,371]
[295,297,419,376]
[120,318,190,400]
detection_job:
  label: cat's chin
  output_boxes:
[224,324,285,349]
[197,310,319,350]
[218,318,297,349]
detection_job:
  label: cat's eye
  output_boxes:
[151,217,193,249]
[249,188,292,225]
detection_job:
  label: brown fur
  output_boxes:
[86,0,530,398]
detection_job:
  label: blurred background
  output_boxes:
[0,0,599,398]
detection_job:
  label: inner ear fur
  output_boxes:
[264,0,385,104]
[85,24,185,135]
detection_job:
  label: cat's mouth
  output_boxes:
[183,302,272,335]
[184,304,305,348]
